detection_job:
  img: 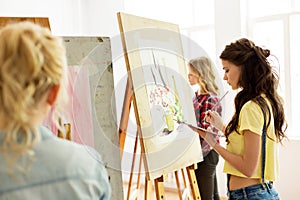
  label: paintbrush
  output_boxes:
[203,90,229,122]
[212,90,229,110]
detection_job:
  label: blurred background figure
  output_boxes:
[188,56,222,200]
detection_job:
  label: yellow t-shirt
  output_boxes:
[223,97,279,181]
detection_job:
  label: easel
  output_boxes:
[57,119,72,141]
[117,12,201,200]
[0,17,51,30]
[119,76,201,200]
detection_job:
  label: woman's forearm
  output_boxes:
[213,142,258,177]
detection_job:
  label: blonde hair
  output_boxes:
[188,56,220,95]
[0,22,68,168]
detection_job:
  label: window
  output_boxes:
[123,0,216,62]
[289,14,300,137]
[181,0,216,60]
[248,0,300,138]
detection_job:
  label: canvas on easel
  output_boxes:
[60,37,124,200]
[117,12,203,181]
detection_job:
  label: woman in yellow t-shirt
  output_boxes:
[189,38,287,200]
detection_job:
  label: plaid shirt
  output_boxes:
[193,92,222,157]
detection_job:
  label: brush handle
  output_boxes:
[203,90,229,122]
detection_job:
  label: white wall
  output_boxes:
[0,0,123,37]
[275,140,300,199]
[77,0,124,37]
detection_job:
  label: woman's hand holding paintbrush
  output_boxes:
[204,90,229,132]
[205,110,226,133]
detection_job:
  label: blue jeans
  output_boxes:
[228,183,280,200]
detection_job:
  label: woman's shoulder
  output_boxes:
[18,126,111,199]
[242,94,269,110]
[242,99,261,108]
[240,99,263,117]
[37,126,103,165]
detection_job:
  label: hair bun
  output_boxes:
[263,49,270,57]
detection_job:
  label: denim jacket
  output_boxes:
[0,126,111,200]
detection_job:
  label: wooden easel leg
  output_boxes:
[119,78,133,159]
[126,130,139,200]
[174,171,183,200]
[154,176,165,200]
[135,150,143,199]
[65,123,71,141]
[181,168,187,188]
[186,165,201,200]
[144,178,152,200]
[180,169,190,200]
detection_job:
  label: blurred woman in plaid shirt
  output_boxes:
[188,56,222,200]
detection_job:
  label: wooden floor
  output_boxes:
[123,182,228,199]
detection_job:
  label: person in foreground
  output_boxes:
[0,22,111,199]
[188,57,222,200]
[189,38,287,200]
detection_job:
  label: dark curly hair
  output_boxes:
[220,38,287,143]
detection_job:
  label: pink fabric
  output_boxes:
[43,106,58,136]
[43,66,94,147]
